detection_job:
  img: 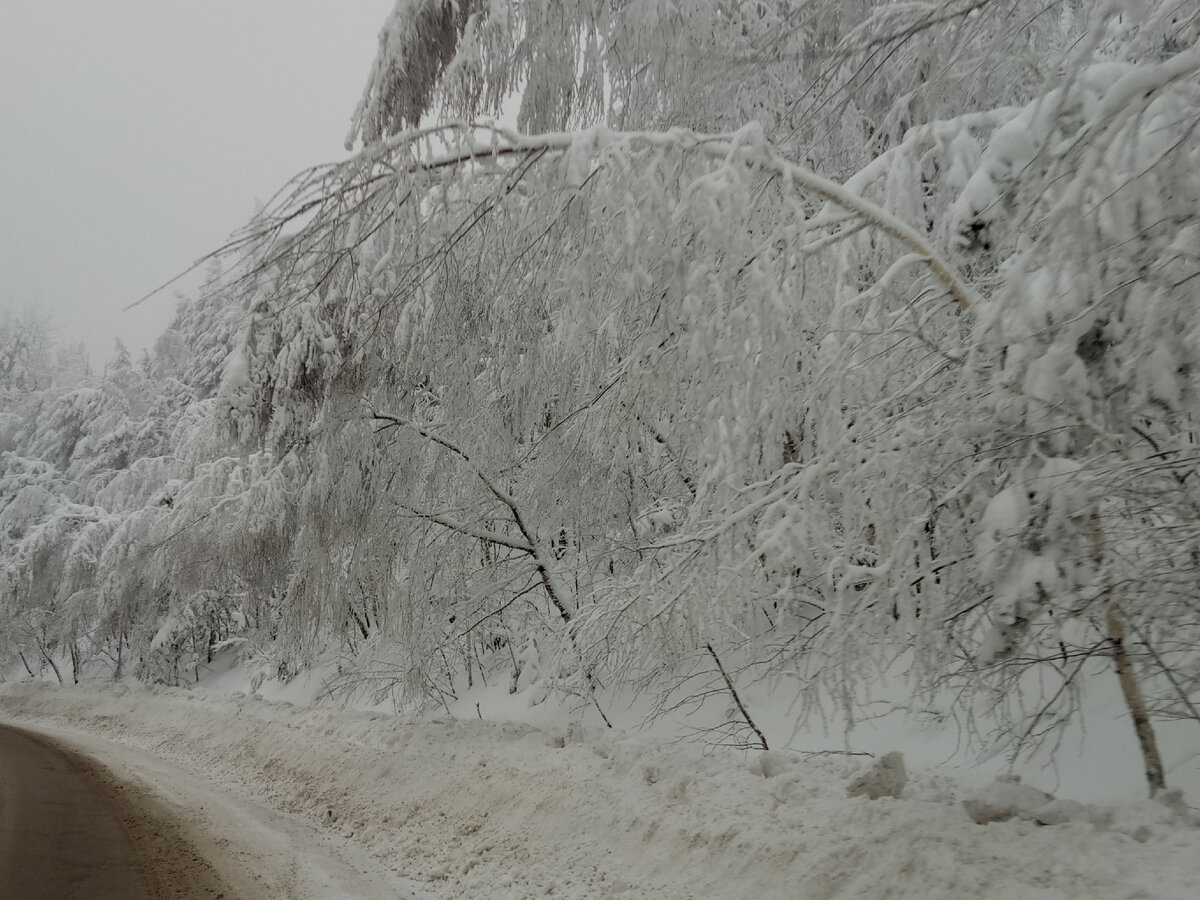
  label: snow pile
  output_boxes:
[3,682,1199,899]
[845,750,907,800]
[960,775,1123,830]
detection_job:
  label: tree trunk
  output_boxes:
[1106,602,1166,797]
[37,643,63,685]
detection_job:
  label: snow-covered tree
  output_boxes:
[0,310,243,685]
[191,0,1200,788]
[10,0,1196,794]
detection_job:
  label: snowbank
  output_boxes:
[2,681,1198,899]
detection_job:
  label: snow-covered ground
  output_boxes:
[3,675,1199,899]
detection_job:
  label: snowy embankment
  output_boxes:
[2,681,1198,899]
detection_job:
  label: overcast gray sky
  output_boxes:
[1,1,394,365]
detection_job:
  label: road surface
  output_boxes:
[0,724,230,899]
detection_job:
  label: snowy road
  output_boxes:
[0,724,167,899]
[0,721,433,900]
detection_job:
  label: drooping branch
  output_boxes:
[454,122,975,309]
[184,121,975,323]
[348,0,484,147]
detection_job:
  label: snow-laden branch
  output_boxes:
[261,119,977,313]
[515,123,972,308]
[398,506,535,554]
[688,124,976,311]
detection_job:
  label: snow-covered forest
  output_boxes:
[3,0,1200,796]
